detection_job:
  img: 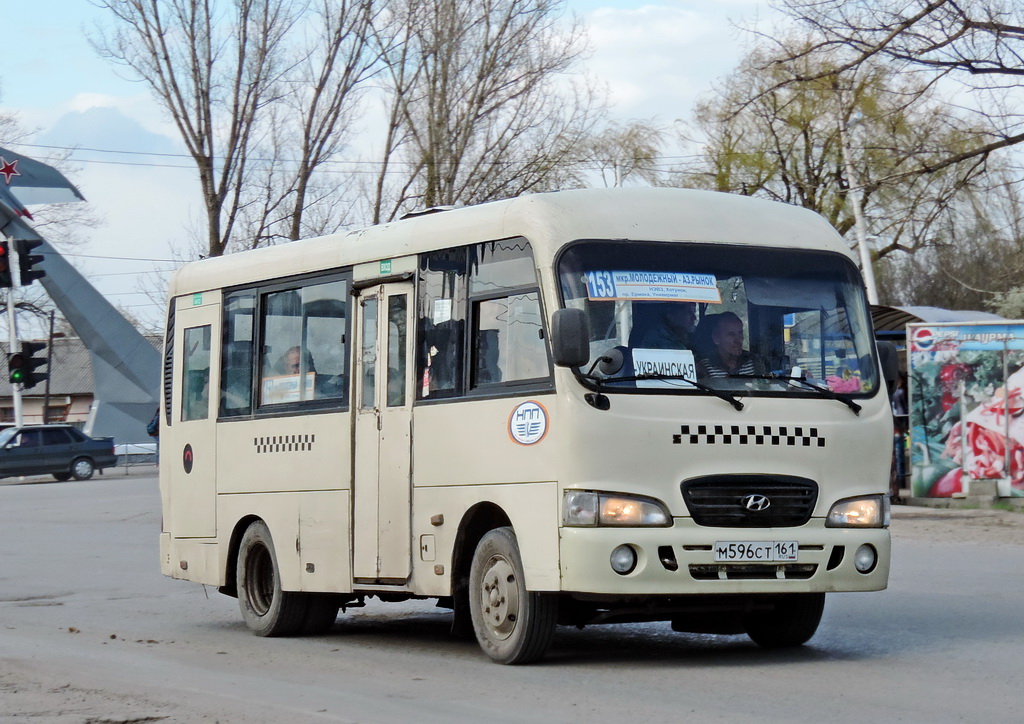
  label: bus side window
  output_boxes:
[182,325,211,421]
[417,248,467,399]
[416,238,549,398]
[472,292,548,386]
[469,241,549,390]
[220,291,255,416]
[258,279,349,408]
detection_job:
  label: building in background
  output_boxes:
[0,336,159,438]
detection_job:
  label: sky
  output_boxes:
[0,0,778,331]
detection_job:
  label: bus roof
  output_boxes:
[168,187,850,296]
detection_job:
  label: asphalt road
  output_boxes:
[2,471,1023,723]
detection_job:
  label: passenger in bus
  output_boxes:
[476,329,502,384]
[628,301,696,350]
[697,312,764,378]
[274,345,316,375]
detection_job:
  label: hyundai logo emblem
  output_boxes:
[741,494,771,512]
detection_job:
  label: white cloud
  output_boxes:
[579,2,775,121]
[65,158,196,329]
[64,93,179,143]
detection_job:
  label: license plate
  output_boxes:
[713,541,799,562]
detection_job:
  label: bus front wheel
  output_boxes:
[469,526,557,664]
[743,593,825,648]
[236,520,307,637]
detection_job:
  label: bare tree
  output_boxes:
[768,0,1024,172]
[679,42,991,268]
[370,0,606,220]
[877,174,1024,310]
[92,0,301,258]
[577,120,667,188]
[92,0,602,247]
[237,0,384,246]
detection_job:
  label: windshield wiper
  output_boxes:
[584,371,744,411]
[727,373,862,415]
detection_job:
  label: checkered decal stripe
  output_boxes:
[672,424,825,448]
[254,434,316,454]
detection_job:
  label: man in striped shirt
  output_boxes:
[698,312,764,378]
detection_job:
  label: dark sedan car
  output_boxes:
[0,424,117,481]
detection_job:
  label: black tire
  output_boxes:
[70,457,94,481]
[449,580,476,641]
[744,593,825,648]
[236,520,308,637]
[52,472,72,482]
[299,594,340,635]
[469,527,557,664]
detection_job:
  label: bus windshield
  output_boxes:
[558,240,879,398]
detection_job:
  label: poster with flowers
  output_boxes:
[908,323,1024,498]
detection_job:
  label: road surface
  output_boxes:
[2,471,1022,723]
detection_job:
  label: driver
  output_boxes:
[698,312,763,377]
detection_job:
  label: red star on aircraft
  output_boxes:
[0,157,20,185]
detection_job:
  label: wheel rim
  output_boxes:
[73,459,92,478]
[478,554,520,641]
[244,543,275,616]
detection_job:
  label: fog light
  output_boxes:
[610,544,638,575]
[854,544,877,573]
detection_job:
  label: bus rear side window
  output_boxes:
[182,325,211,421]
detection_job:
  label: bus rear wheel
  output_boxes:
[236,520,307,637]
[299,594,340,635]
[743,593,825,648]
[469,526,557,664]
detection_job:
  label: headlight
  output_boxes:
[825,495,890,528]
[563,491,671,527]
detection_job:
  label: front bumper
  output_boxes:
[559,519,889,595]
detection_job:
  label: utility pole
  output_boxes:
[43,310,54,424]
[5,234,23,426]
[838,116,879,305]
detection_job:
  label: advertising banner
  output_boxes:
[908,323,1024,498]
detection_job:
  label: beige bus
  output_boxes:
[159,187,892,664]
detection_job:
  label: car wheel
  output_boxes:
[71,457,95,481]
[469,526,557,664]
[744,593,825,648]
[52,472,72,482]
[236,520,307,637]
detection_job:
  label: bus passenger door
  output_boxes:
[353,282,414,583]
[167,295,220,538]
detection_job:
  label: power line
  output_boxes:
[57,251,181,263]
[87,269,178,278]
[10,140,706,174]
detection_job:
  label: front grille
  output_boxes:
[681,475,818,527]
[689,564,817,581]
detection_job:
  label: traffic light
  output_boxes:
[8,341,47,390]
[0,241,11,288]
[14,239,45,285]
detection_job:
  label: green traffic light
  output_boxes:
[9,369,25,384]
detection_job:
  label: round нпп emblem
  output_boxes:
[508,400,549,446]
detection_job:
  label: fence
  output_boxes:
[114,442,158,473]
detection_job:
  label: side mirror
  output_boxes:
[876,341,899,396]
[551,308,591,368]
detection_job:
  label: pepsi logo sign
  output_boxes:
[911,327,934,351]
